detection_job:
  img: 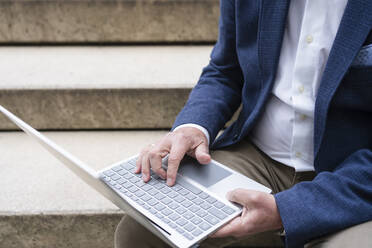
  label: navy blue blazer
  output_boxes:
[173,0,372,247]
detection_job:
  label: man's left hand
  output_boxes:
[212,189,283,238]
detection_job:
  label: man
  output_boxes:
[115,0,372,247]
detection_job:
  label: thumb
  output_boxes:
[194,141,211,164]
[226,188,249,206]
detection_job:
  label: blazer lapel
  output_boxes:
[257,0,290,93]
[314,0,372,160]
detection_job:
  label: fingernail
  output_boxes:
[142,175,147,181]
[167,178,172,186]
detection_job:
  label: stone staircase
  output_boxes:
[0,1,218,247]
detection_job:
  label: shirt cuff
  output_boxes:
[173,123,210,145]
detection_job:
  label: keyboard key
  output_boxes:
[214,201,225,209]
[192,198,203,205]
[184,223,196,232]
[199,222,211,231]
[112,165,122,172]
[175,196,185,203]
[142,184,152,191]
[135,190,145,197]
[111,174,121,181]
[155,213,164,219]
[185,194,196,201]
[145,198,156,205]
[130,177,140,183]
[155,204,166,211]
[123,174,133,179]
[167,191,178,198]
[209,207,228,220]
[204,215,219,225]
[179,189,189,196]
[103,176,110,182]
[148,180,157,185]
[162,218,170,224]
[199,192,209,199]
[177,178,202,195]
[183,233,194,240]
[161,208,173,216]
[103,170,115,176]
[108,181,116,186]
[176,227,185,234]
[155,193,166,200]
[121,181,132,188]
[172,184,183,191]
[160,187,171,194]
[161,198,172,205]
[183,212,195,220]
[129,195,138,201]
[189,205,200,213]
[128,186,138,193]
[149,208,157,215]
[169,213,180,221]
[181,201,193,208]
[114,184,121,189]
[135,181,146,187]
[222,206,235,215]
[137,200,145,206]
[117,178,126,185]
[176,218,188,226]
[176,207,187,215]
[169,222,177,229]
[196,210,208,218]
[120,188,127,194]
[191,217,203,225]
[200,202,211,210]
[143,205,151,210]
[139,193,150,201]
[154,183,165,190]
[148,189,158,196]
[122,163,134,170]
[206,196,217,204]
[192,229,203,237]
[168,202,179,210]
[117,170,128,176]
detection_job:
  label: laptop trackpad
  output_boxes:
[177,156,232,188]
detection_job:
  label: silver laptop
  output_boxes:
[0,105,271,248]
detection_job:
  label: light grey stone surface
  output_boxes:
[0,46,213,130]
[0,131,167,213]
[0,0,219,43]
[0,131,167,247]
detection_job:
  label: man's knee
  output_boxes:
[306,221,372,248]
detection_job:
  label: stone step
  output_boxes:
[0,130,168,248]
[0,0,219,44]
[0,45,212,130]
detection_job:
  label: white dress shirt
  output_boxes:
[176,0,348,172]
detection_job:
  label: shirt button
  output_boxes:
[306,35,313,44]
[295,151,302,158]
[298,85,304,93]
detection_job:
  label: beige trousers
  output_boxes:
[114,139,372,248]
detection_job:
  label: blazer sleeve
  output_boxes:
[172,0,244,143]
[275,149,372,248]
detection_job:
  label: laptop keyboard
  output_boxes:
[100,158,238,242]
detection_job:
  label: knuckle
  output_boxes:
[167,156,180,165]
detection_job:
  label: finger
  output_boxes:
[135,153,144,174]
[226,188,250,206]
[211,217,242,238]
[141,153,151,182]
[194,141,211,164]
[166,142,189,186]
[148,148,167,179]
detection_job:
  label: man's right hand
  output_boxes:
[135,127,211,186]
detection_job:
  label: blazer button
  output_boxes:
[233,134,239,141]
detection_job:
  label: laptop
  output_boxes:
[0,105,271,248]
